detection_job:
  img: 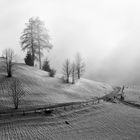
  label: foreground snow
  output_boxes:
[0,102,140,140]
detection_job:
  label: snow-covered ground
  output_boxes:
[0,102,140,140]
[0,61,140,140]
[124,88,140,105]
[0,63,112,110]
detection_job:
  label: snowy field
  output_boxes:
[0,62,140,140]
[0,63,112,111]
[0,102,140,140]
[124,88,140,105]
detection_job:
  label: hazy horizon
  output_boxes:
[1,0,140,86]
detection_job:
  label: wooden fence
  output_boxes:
[0,97,99,117]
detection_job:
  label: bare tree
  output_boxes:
[75,53,85,79]
[71,62,76,84]
[2,48,14,77]
[62,59,71,83]
[9,78,25,109]
[34,17,53,69]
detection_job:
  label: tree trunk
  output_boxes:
[78,69,80,79]
[14,97,19,109]
[7,61,12,77]
[72,79,75,84]
[7,71,12,77]
[39,45,41,69]
[66,75,69,83]
[37,23,41,69]
[72,75,75,84]
[31,23,34,66]
[72,71,75,84]
[31,42,35,66]
[32,51,34,66]
[15,105,18,109]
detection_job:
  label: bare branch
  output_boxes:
[75,53,85,79]
[62,59,72,83]
[2,48,15,77]
[8,78,25,109]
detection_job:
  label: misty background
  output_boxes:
[0,0,140,86]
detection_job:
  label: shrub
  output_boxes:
[49,69,56,77]
[24,51,34,66]
[42,58,51,72]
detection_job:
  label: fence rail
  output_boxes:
[0,97,99,117]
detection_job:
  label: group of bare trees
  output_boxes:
[20,17,53,68]
[1,49,25,109]
[0,16,85,110]
[0,17,53,110]
[62,53,85,84]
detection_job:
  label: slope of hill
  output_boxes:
[123,88,140,105]
[0,61,112,110]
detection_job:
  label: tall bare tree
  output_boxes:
[20,17,53,69]
[2,48,14,77]
[8,78,25,109]
[34,17,53,69]
[75,53,85,79]
[62,59,71,83]
[20,18,36,66]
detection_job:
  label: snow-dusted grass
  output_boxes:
[0,63,112,110]
[0,102,140,140]
[124,88,140,104]
[0,61,140,140]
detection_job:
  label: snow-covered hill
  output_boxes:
[0,62,112,110]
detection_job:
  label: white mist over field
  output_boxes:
[0,0,140,85]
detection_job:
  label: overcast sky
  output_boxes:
[0,0,140,85]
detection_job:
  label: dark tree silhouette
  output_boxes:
[24,51,34,66]
[8,78,25,109]
[20,18,36,66]
[49,69,56,77]
[75,53,85,79]
[42,58,51,72]
[42,58,56,77]
[62,59,71,83]
[2,48,14,77]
